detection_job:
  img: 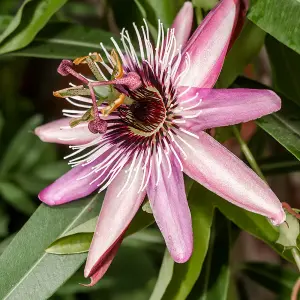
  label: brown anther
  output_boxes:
[101,94,126,116]
[88,119,107,134]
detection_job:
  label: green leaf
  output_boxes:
[150,250,175,300]
[0,205,9,238]
[0,181,37,215]
[196,182,296,263]
[192,0,218,11]
[0,15,12,35]
[0,111,4,139]
[259,155,300,175]
[235,77,300,162]
[241,262,298,298]
[0,234,15,255]
[150,182,215,300]
[0,115,42,175]
[0,0,68,55]
[47,233,93,254]
[133,0,158,37]
[7,22,115,59]
[57,244,157,296]
[0,194,103,300]
[188,212,233,300]
[217,21,265,88]
[13,173,49,195]
[213,126,234,143]
[33,161,70,181]
[142,0,184,27]
[247,0,300,54]
[17,139,54,172]
[266,35,300,107]
[0,0,31,43]
[46,207,155,254]
[257,103,300,161]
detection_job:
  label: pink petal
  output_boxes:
[35,118,98,145]
[177,131,285,225]
[82,238,123,287]
[177,0,239,88]
[147,154,193,263]
[178,87,281,132]
[228,0,248,49]
[39,150,111,206]
[171,2,193,47]
[84,165,146,278]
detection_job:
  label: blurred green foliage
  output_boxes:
[0,0,299,299]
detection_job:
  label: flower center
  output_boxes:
[124,86,167,134]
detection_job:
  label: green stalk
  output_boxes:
[232,125,266,181]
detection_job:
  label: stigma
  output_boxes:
[53,50,142,134]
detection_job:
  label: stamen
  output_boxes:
[141,156,153,191]
[163,149,172,178]
[181,93,200,105]
[117,152,138,197]
[178,128,199,139]
[170,145,183,171]
[155,147,162,186]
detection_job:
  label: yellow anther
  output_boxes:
[73,52,103,65]
[111,49,124,79]
[101,94,126,116]
[53,91,63,98]
[73,55,89,65]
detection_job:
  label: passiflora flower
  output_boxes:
[35,0,285,286]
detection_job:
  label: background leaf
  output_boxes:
[0,0,68,54]
[0,115,42,175]
[247,0,300,54]
[0,194,103,300]
[235,77,300,162]
[150,182,215,300]
[217,21,265,88]
[0,181,36,215]
[241,262,298,299]
[188,212,233,300]
[7,22,115,59]
[266,35,300,107]
[46,207,155,254]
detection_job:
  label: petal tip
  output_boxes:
[182,1,193,10]
[171,243,193,263]
[34,126,46,142]
[269,207,286,226]
[38,188,57,206]
[268,90,282,111]
[172,250,192,263]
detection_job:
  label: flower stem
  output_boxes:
[292,248,300,272]
[232,126,266,181]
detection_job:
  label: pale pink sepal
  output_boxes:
[84,165,146,278]
[178,87,281,132]
[147,154,193,263]
[34,118,98,145]
[171,2,193,47]
[177,132,285,225]
[178,0,239,88]
[39,152,111,205]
